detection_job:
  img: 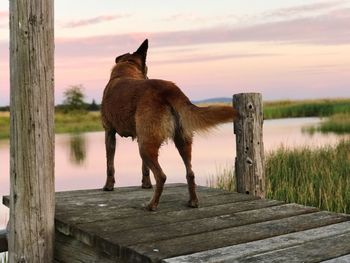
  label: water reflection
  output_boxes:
[69,134,86,165]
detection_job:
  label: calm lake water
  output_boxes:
[0,117,347,228]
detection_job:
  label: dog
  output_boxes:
[101,39,238,211]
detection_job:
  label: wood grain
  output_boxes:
[9,0,54,262]
[233,93,265,197]
[164,221,350,263]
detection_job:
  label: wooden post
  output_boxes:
[9,0,55,262]
[233,93,265,198]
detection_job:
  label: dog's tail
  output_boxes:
[167,93,239,137]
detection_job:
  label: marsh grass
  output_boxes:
[55,111,103,134]
[209,139,350,214]
[0,111,103,139]
[207,166,235,192]
[0,112,9,140]
[304,113,350,134]
[263,99,350,119]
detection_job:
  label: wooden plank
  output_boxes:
[239,232,350,262]
[92,203,317,249]
[56,183,187,199]
[64,200,283,249]
[322,254,350,262]
[2,184,217,207]
[76,199,283,235]
[55,191,257,226]
[54,231,118,263]
[55,185,230,211]
[163,221,350,263]
[128,211,350,262]
[0,229,7,253]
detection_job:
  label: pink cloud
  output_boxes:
[51,8,350,60]
[265,1,345,18]
[62,14,130,28]
[154,53,280,65]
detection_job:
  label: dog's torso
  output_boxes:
[101,78,187,140]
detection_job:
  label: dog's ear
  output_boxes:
[115,54,124,64]
[134,39,148,64]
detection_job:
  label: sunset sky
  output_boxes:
[0,0,349,105]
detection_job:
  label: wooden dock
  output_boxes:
[3,183,350,262]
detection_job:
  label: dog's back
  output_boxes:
[102,77,236,144]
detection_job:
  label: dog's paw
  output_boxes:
[141,183,153,189]
[188,199,199,208]
[142,202,158,211]
[102,185,114,191]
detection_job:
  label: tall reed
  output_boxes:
[209,139,350,214]
[305,113,350,134]
[264,99,350,119]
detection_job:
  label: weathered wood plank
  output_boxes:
[0,229,7,252]
[163,221,350,263]
[240,232,350,262]
[93,203,317,250]
[322,254,350,262]
[76,199,283,236]
[54,231,118,263]
[128,211,350,262]
[55,185,230,210]
[2,184,216,207]
[54,191,257,226]
[63,200,283,251]
[56,183,186,199]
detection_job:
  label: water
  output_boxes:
[0,117,347,228]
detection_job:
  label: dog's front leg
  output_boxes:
[103,129,116,191]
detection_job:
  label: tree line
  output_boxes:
[0,85,101,112]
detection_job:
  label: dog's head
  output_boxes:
[112,39,148,79]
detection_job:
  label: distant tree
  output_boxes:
[63,85,86,112]
[87,99,100,111]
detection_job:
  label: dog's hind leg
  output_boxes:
[103,129,116,191]
[141,160,152,188]
[138,141,166,211]
[174,133,199,208]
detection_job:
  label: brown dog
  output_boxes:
[101,39,238,211]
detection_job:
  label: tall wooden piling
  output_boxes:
[9,0,55,262]
[233,93,265,198]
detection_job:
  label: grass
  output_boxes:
[55,111,103,134]
[304,113,350,134]
[263,98,350,119]
[0,112,9,139]
[209,139,350,214]
[0,111,103,139]
[207,166,235,192]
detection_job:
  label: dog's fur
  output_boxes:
[101,39,238,210]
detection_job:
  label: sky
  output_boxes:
[0,0,350,105]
